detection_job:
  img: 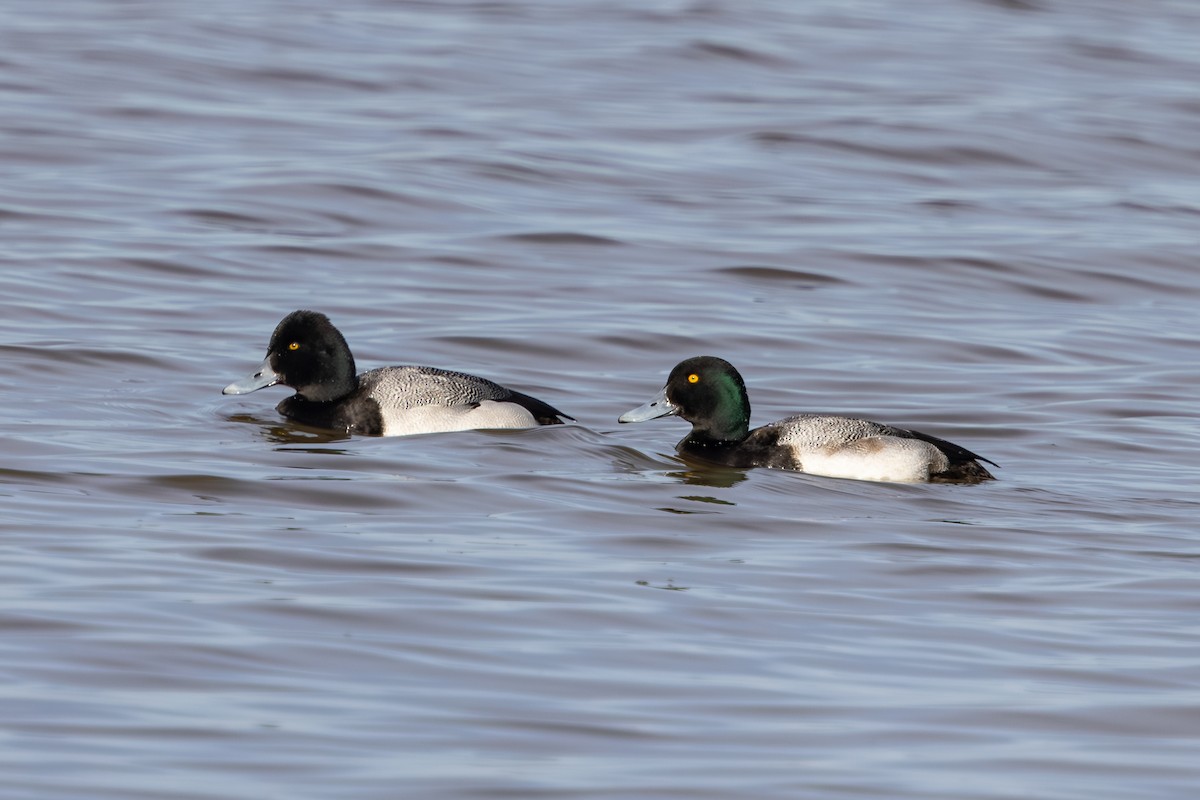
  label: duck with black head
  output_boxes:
[223,310,571,436]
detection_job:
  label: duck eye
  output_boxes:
[687,373,700,384]
[287,342,300,351]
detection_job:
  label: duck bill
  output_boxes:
[222,357,280,395]
[618,386,680,423]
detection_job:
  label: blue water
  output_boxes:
[2,1,1199,798]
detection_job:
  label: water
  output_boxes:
[3,1,1199,798]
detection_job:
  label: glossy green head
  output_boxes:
[620,355,752,443]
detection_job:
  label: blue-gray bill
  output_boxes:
[222,357,280,395]
[618,386,679,423]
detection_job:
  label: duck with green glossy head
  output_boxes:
[619,356,996,484]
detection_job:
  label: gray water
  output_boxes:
[3,1,1199,798]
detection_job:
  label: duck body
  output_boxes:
[224,310,570,436]
[689,413,995,483]
[619,356,995,484]
[273,364,567,436]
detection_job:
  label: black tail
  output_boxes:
[929,458,995,484]
[506,389,573,426]
[904,428,998,483]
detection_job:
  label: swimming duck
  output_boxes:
[223,310,571,436]
[619,356,996,484]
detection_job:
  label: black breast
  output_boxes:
[277,394,385,435]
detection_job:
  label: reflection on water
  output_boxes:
[226,413,354,446]
[665,460,752,490]
[675,495,738,507]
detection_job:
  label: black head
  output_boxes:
[265,310,358,402]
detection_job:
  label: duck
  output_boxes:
[618,356,996,484]
[223,310,571,436]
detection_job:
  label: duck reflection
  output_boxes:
[225,413,352,447]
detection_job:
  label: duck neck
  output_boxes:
[298,344,358,403]
[689,374,751,444]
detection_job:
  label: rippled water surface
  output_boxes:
[3,1,1199,798]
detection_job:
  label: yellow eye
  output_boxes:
[288,342,300,351]
[687,373,700,384]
